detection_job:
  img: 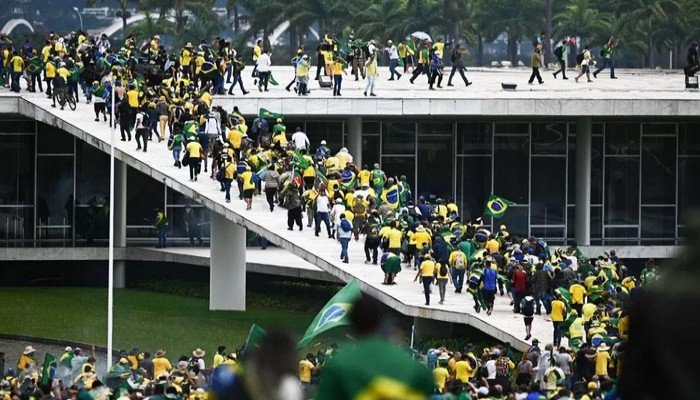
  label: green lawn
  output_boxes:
[0,287,315,358]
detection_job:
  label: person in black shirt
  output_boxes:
[685,42,699,76]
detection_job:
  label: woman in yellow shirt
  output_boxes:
[386,221,403,255]
[185,138,203,182]
[414,254,436,305]
[240,166,255,210]
[332,56,345,96]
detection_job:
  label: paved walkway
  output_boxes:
[9,90,569,350]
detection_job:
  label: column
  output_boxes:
[347,116,362,167]
[113,160,127,288]
[575,117,592,246]
[210,213,246,311]
[413,317,454,338]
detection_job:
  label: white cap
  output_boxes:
[65,346,73,352]
[321,140,327,145]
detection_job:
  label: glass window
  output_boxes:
[457,157,491,221]
[167,188,198,206]
[604,227,638,243]
[361,135,380,169]
[0,207,33,245]
[74,204,108,243]
[641,206,675,239]
[497,205,529,239]
[679,123,700,155]
[382,122,415,155]
[75,141,109,204]
[417,122,452,136]
[167,206,210,239]
[567,205,574,240]
[37,122,74,154]
[36,156,74,226]
[643,123,675,135]
[494,135,529,204]
[127,166,164,225]
[531,157,566,225]
[530,227,565,244]
[495,123,528,135]
[641,136,676,205]
[381,157,415,199]
[591,135,604,204]
[678,157,700,224]
[457,122,492,155]
[567,205,603,240]
[362,121,380,135]
[417,135,453,201]
[0,119,34,134]
[305,121,344,152]
[592,123,604,135]
[0,135,34,206]
[604,157,639,225]
[605,123,640,155]
[531,123,566,155]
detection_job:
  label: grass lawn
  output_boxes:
[0,287,315,358]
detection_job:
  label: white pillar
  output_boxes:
[347,116,362,167]
[114,160,127,288]
[210,213,246,310]
[575,117,592,246]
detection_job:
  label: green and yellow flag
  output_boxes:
[484,195,515,219]
[244,324,267,351]
[258,108,283,121]
[40,353,57,386]
[298,280,362,348]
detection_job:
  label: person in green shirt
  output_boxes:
[316,297,433,400]
[593,36,618,79]
[409,42,430,84]
[370,163,386,198]
[153,208,169,248]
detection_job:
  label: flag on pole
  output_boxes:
[258,108,283,121]
[244,324,267,351]
[483,195,515,219]
[298,280,362,348]
[40,353,57,386]
[293,150,311,170]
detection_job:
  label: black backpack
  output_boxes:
[522,298,535,315]
[554,46,563,59]
[439,263,448,276]
[576,52,585,64]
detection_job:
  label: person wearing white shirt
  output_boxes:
[385,40,402,80]
[315,191,332,238]
[330,198,346,238]
[291,126,310,150]
[256,49,272,92]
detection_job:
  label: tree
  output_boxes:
[226,0,241,35]
[554,0,612,64]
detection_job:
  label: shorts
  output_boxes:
[243,189,254,199]
[524,316,534,326]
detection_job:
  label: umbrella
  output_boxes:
[411,31,432,42]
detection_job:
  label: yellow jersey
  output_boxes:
[419,259,436,277]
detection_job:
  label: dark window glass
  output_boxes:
[74,204,108,243]
[167,206,210,239]
[305,121,344,152]
[604,227,638,242]
[36,156,74,226]
[167,188,198,206]
[592,123,604,135]
[417,122,452,136]
[530,227,565,244]
[417,135,453,201]
[494,135,529,204]
[591,135,604,204]
[0,119,34,133]
[531,123,566,155]
[567,205,574,239]
[604,157,639,225]
[382,122,415,155]
[592,206,602,239]
[568,135,575,204]
[641,206,675,239]
[362,121,380,135]
[496,205,529,238]
[605,123,640,155]
[531,157,566,225]
[457,157,491,221]
[361,135,380,169]
[75,141,109,204]
[0,207,33,245]
[37,122,74,154]
[641,136,676,204]
[457,122,492,155]
[679,123,700,155]
[643,123,675,135]
[495,123,529,135]
[0,135,34,205]
[678,157,700,224]
[381,156,415,199]
[127,166,164,225]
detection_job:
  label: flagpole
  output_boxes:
[409,323,415,350]
[107,76,116,369]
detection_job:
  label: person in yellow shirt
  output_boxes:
[180,43,193,78]
[485,234,500,254]
[594,344,611,378]
[386,221,403,255]
[227,127,244,153]
[240,166,255,210]
[41,41,52,63]
[44,58,56,97]
[221,155,236,202]
[298,353,315,390]
[52,62,71,109]
[9,51,24,93]
[152,350,172,378]
[569,281,587,315]
[358,166,371,187]
[252,39,262,82]
[331,55,346,96]
[415,254,437,305]
[17,346,37,372]
[550,293,567,347]
[433,358,450,394]
[212,346,226,368]
[413,225,432,261]
[454,353,473,384]
[185,137,203,182]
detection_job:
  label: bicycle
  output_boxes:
[52,87,77,111]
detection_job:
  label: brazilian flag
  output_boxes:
[298,280,361,348]
[484,195,515,219]
[340,169,357,190]
[183,120,199,137]
[244,324,267,351]
[293,149,310,170]
[555,287,573,310]
[269,73,279,86]
[200,61,220,81]
[381,184,400,210]
[26,57,44,76]
[40,353,57,386]
[258,108,283,121]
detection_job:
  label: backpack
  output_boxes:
[439,263,448,277]
[340,219,352,232]
[368,225,380,241]
[554,46,563,59]
[140,112,151,127]
[522,298,535,315]
[576,52,585,65]
[453,252,466,270]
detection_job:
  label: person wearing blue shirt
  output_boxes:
[482,258,498,315]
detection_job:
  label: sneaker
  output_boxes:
[342,259,349,264]
[575,77,579,83]
[370,93,377,97]
[562,77,569,80]
[611,76,618,79]
[553,72,557,79]
[593,72,598,78]
[525,334,531,340]
[466,82,473,86]
[447,83,454,86]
